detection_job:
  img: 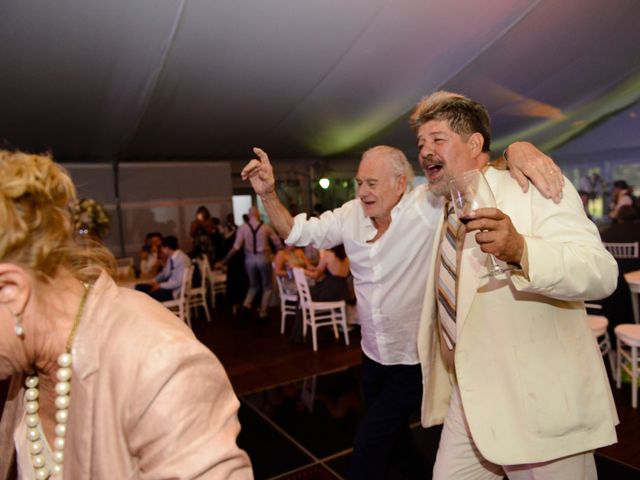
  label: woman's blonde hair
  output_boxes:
[0,150,114,282]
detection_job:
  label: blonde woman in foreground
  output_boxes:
[0,150,252,479]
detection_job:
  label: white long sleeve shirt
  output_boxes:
[287,184,443,365]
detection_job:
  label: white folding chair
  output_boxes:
[275,274,298,334]
[603,241,639,259]
[209,268,227,308]
[615,323,640,408]
[587,314,615,374]
[586,303,615,374]
[189,257,212,322]
[162,265,193,328]
[292,267,349,352]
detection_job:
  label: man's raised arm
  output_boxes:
[241,147,295,238]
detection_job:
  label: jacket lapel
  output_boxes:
[65,272,114,477]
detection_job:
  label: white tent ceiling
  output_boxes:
[1,0,639,166]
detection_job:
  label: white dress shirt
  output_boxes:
[154,249,191,298]
[287,184,443,365]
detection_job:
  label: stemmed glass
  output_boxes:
[448,169,515,277]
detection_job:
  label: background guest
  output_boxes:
[273,243,310,295]
[218,207,282,322]
[219,213,248,314]
[598,204,640,329]
[578,190,594,222]
[190,205,215,259]
[139,231,163,277]
[305,245,351,303]
[136,235,190,302]
[609,179,638,221]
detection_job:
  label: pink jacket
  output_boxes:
[0,272,252,479]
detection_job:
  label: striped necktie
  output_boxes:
[437,204,462,349]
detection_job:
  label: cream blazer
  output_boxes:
[417,168,619,466]
[0,272,252,479]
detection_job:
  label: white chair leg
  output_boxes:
[302,309,308,338]
[341,305,350,346]
[280,311,286,334]
[200,299,211,323]
[183,304,192,329]
[617,345,622,389]
[604,332,615,374]
[311,316,318,352]
[331,310,339,339]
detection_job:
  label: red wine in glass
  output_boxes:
[448,169,515,277]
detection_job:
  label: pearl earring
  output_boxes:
[11,309,24,337]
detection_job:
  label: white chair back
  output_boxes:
[292,268,313,309]
[614,323,640,408]
[292,267,349,352]
[162,265,194,328]
[275,273,298,334]
[208,259,227,307]
[189,256,212,322]
[604,241,639,259]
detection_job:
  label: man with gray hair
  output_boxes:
[241,141,562,478]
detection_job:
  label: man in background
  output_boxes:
[137,235,191,302]
[219,206,282,323]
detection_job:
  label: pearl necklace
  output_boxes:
[23,283,91,480]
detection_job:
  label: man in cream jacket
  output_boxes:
[412,91,618,479]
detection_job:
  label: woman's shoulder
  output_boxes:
[96,284,200,349]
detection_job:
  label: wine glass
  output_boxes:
[448,169,515,277]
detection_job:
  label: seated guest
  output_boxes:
[609,180,638,221]
[137,235,191,302]
[0,150,252,479]
[598,204,640,327]
[305,245,351,302]
[139,231,163,277]
[601,205,640,246]
[273,243,310,294]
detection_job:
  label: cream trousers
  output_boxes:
[433,383,597,480]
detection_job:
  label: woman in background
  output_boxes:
[0,151,251,479]
[273,244,310,295]
[305,245,351,302]
[138,231,163,277]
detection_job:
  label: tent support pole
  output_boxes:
[112,160,126,258]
